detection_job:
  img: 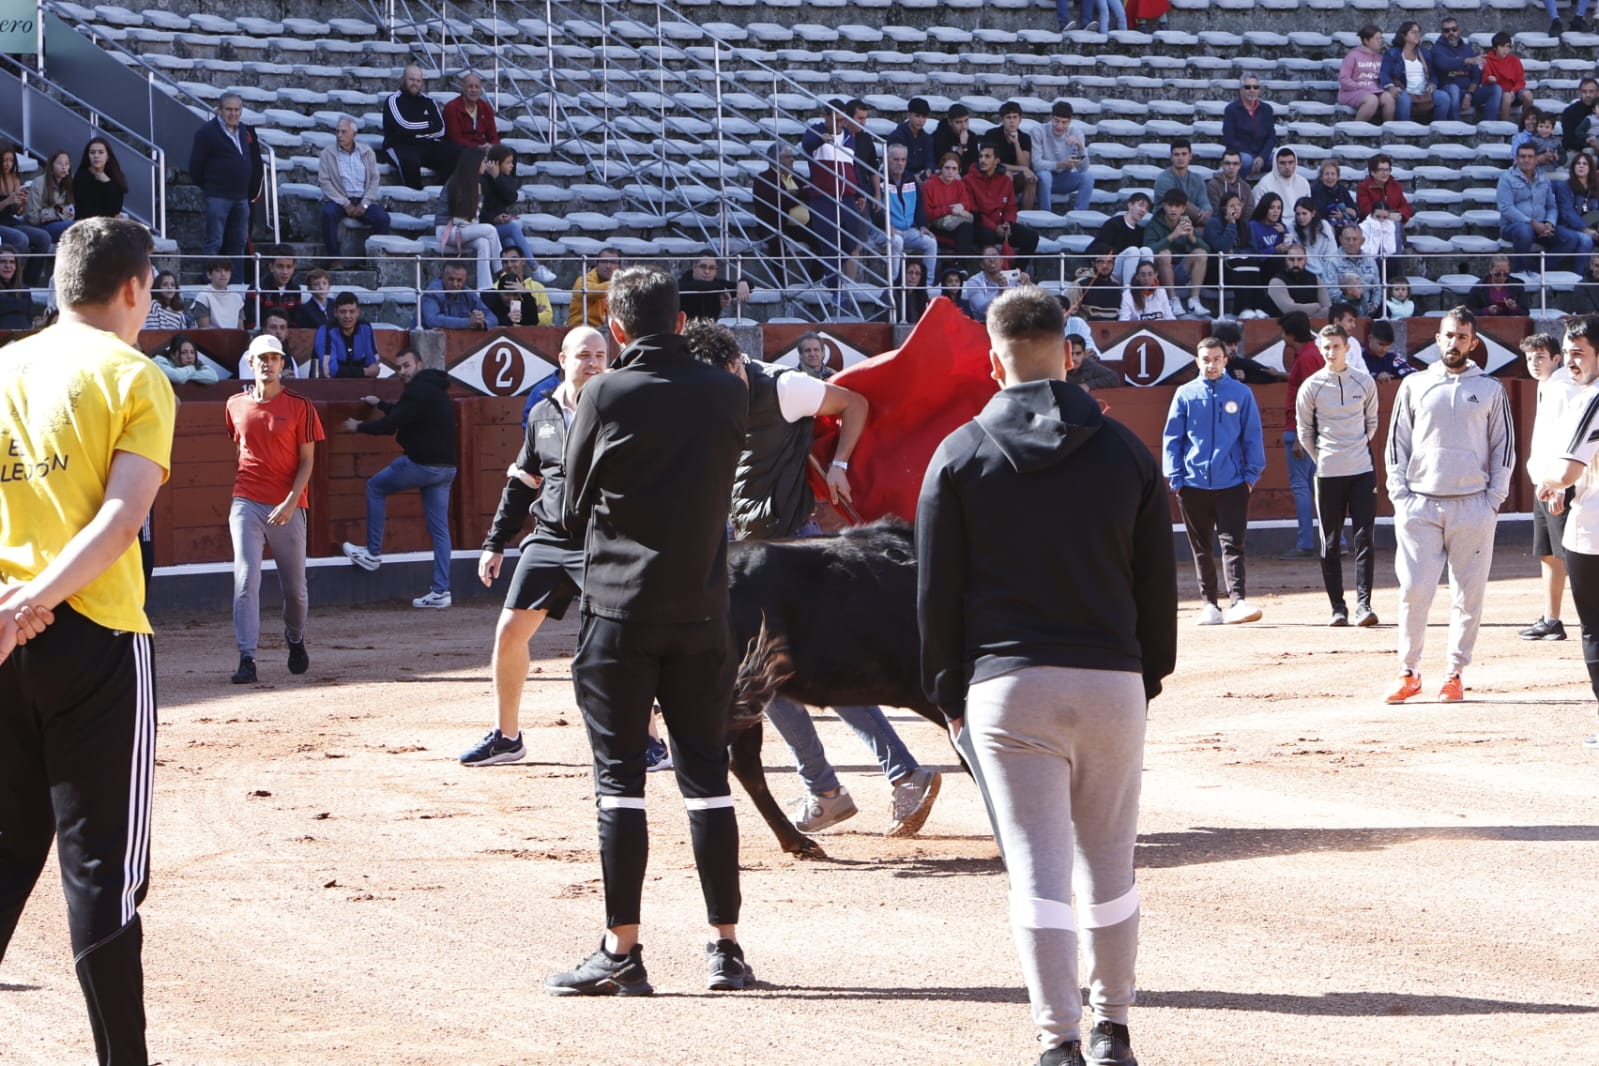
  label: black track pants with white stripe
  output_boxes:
[0,604,155,1065]
[572,613,742,930]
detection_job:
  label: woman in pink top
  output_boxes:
[1339,24,1395,123]
[1481,31,1534,122]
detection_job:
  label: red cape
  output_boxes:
[809,297,998,523]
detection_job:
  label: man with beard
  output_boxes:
[382,64,461,189]
[1384,307,1515,704]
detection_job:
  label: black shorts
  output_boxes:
[504,532,585,618]
[1533,492,1573,558]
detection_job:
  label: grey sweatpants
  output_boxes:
[964,665,1146,1050]
[229,496,309,658]
[1393,492,1498,676]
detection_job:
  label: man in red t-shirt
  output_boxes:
[225,334,325,684]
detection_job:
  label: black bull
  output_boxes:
[725,518,950,859]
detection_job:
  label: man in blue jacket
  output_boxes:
[188,92,264,281]
[1221,77,1276,179]
[1163,337,1267,625]
[421,262,499,330]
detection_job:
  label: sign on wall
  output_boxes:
[0,1,35,54]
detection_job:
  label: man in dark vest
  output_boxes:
[689,322,945,840]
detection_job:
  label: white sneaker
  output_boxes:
[1196,602,1224,625]
[1187,296,1213,318]
[531,264,557,284]
[412,590,452,609]
[342,541,380,571]
[1225,599,1263,624]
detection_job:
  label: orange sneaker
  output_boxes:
[1384,672,1422,703]
[1438,674,1464,702]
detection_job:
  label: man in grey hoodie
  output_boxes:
[1296,323,1381,627]
[917,286,1176,1066]
[1384,306,1516,704]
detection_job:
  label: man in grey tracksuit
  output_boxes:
[1384,307,1516,704]
[1296,323,1381,627]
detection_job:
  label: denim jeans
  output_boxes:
[1284,431,1318,551]
[320,200,392,258]
[1503,221,1583,273]
[203,196,250,278]
[494,219,534,261]
[763,695,919,795]
[365,455,457,594]
[888,226,938,285]
[1038,166,1095,213]
[1079,0,1127,29]
[1394,89,1450,123]
[1472,83,1503,119]
[1438,83,1467,122]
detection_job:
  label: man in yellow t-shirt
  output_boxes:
[567,246,619,327]
[0,217,174,1065]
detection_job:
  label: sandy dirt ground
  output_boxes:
[2,543,1598,1066]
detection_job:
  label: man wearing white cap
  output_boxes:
[224,333,325,684]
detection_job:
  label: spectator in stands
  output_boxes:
[255,252,303,327]
[932,103,981,175]
[1326,303,1370,373]
[72,137,126,222]
[1092,192,1154,285]
[188,92,264,281]
[679,255,750,321]
[1280,312,1324,561]
[317,115,392,264]
[1560,79,1599,160]
[794,331,835,380]
[485,271,540,327]
[1556,153,1599,252]
[383,64,462,190]
[1124,0,1168,31]
[965,143,1041,263]
[1033,101,1092,214]
[1339,25,1397,124]
[568,247,619,327]
[1061,0,1126,32]
[434,148,502,291]
[1077,245,1124,320]
[1481,32,1533,123]
[1511,111,1564,176]
[443,71,499,149]
[1212,321,1286,384]
[1499,142,1586,271]
[1207,150,1255,223]
[0,249,33,330]
[882,143,938,286]
[494,246,554,324]
[1249,193,1290,260]
[1549,0,1593,34]
[1356,154,1412,258]
[1254,148,1311,216]
[190,260,244,330]
[1153,139,1212,226]
[886,97,936,181]
[1384,280,1416,319]
[1319,226,1382,316]
[985,101,1038,211]
[1293,197,1339,277]
[1065,334,1122,392]
[921,151,979,272]
[1223,76,1276,179]
[1204,192,1263,318]
[423,261,498,331]
[1567,253,1599,314]
[144,270,191,330]
[1381,22,1448,124]
[1269,243,1330,319]
[1365,319,1414,380]
[803,101,870,296]
[24,149,74,244]
[315,292,379,377]
[1466,255,1528,316]
[1119,259,1176,321]
[963,246,1029,322]
[844,99,882,205]
[753,143,819,281]
[1146,189,1212,318]
[1431,17,1488,124]
[939,267,972,315]
[297,268,334,330]
[1310,158,1359,231]
[0,144,50,285]
[896,260,929,323]
[481,146,540,273]
[153,333,219,386]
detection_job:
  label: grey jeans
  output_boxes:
[229,497,309,657]
[964,665,1147,1050]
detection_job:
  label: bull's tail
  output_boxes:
[729,620,794,735]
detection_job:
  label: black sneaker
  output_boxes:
[287,638,309,675]
[1520,617,1567,641]
[459,728,526,767]
[1039,1042,1085,1066]
[230,655,257,684]
[544,941,654,996]
[706,938,754,991]
[1086,1021,1137,1066]
[1575,15,1590,31]
[1551,17,1564,34]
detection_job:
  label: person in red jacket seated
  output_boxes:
[443,72,500,149]
[921,152,979,267]
[1355,154,1413,253]
[963,142,1040,261]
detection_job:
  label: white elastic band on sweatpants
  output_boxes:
[1010,894,1077,932]
[682,795,735,811]
[597,795,646,810]
[1078,885,1140,930]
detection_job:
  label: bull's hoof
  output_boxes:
[783,835,827,860]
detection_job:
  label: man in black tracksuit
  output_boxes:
[547,267,753,997]
[916,286,1176,1066]
[382,64,462,189]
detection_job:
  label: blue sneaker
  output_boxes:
[645,737,673,773]
[459,728,525,767]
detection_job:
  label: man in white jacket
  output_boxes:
[1519,333,1586,641]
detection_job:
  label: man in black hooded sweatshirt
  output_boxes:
[916,285,1177,1066]
[549,266,753,998]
